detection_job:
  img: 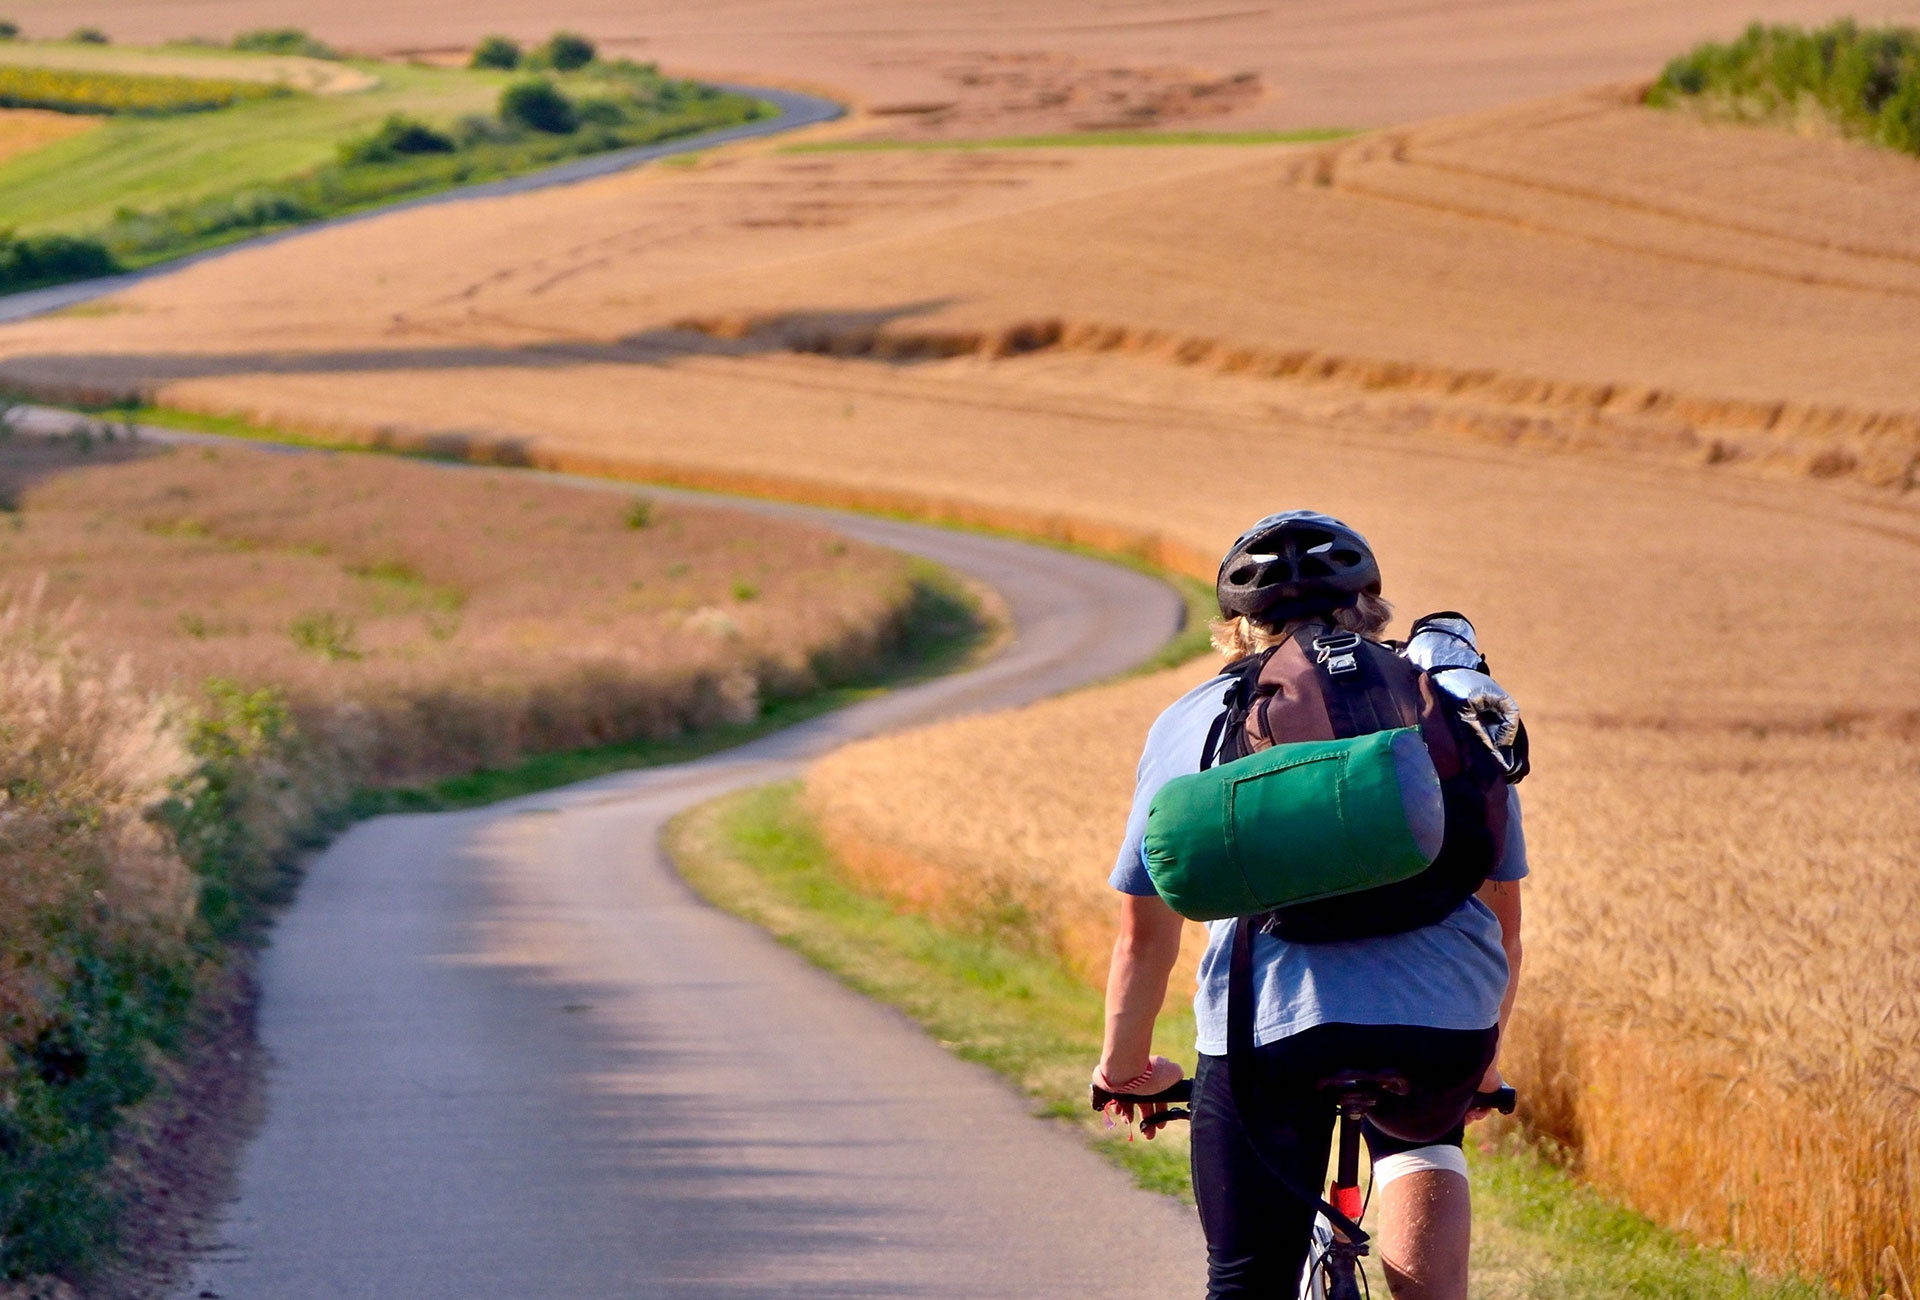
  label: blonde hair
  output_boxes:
[1209,591,1395,660]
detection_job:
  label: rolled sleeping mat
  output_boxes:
[1143,727,1444,923]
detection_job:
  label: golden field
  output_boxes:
[0,2,1915,1290]
[0,433,921,784]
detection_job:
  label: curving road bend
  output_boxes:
[165,473,1208,1297]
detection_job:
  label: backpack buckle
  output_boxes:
[1312,631,1361,676]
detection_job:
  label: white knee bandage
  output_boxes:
[1371,1145,1469,1192]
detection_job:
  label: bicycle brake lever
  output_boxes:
[1471,1085,1518,1115]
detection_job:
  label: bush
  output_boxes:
[0,64,284,115]
[67,25,108,44]
[452,111,515,145]
[470,34,521,70]
[230,26,340,59]
[1649,20,1920,156]
[338,113,456,165]
[0,231,119,293]
[499,78,576,133]
[573,95,629,126]
[533,30,595,72]
[0,19,19,40]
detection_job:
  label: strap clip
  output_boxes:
[1312,631,1362,676]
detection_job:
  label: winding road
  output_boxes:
[1,74,1214,1291]
[157,474,1207,1298]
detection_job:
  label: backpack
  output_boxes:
[1147,613,1530,1249]
[1178,614,1523,942]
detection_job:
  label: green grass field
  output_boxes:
[667,784,1836,1300]
[0,47,514,234]
[0,41,765,290]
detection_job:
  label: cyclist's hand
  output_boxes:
[1466,1062,1505,1124]
[1093,1055,1184,1139]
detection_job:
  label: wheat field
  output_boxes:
[808,648,1920,1295]
[0,434,920,784]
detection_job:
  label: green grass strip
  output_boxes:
[667,783,1838,1299]
[781,127,1353,153]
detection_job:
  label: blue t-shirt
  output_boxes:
[1110,672,1529,1056]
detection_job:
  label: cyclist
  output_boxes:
[1093,510,1526,1300]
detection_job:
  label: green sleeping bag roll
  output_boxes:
[1143,727,1440,923]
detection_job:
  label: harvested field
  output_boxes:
[16,0,1920,134]
[5,91,1917,489]
[0,105,97,162]
[0,433,923,784]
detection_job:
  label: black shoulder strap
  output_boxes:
[1201,651,1275,771]
[1227,916,1369,1245]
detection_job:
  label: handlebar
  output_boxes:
[1090,1078,1194,1110]
[1089,1079,1518,1130]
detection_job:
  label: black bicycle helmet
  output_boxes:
[1216,510,1381,621]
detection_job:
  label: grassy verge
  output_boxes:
[666,783,1838,1300]
[781,127,1352,153]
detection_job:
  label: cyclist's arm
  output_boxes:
[1097,892,1184,1084]
[1479,876,1522,1038]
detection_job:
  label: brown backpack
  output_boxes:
[1200,618,1518,943]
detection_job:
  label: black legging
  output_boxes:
[1189,1021,1499,1299]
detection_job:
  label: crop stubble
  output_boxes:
[0,79,1915,1293]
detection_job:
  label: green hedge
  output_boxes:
[0,63,286,115]
[230,26,340,60]
[0,231,119,292]
[1649,20,1920,155]
[2,682,321,1280]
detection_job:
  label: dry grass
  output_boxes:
[0,592,195,1051]
[0,434,920,785]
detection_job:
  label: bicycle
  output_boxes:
[1092,1071,1517,1300]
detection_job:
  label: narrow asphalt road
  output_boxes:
[158,464,1208,1297]
[0,83,843,327]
